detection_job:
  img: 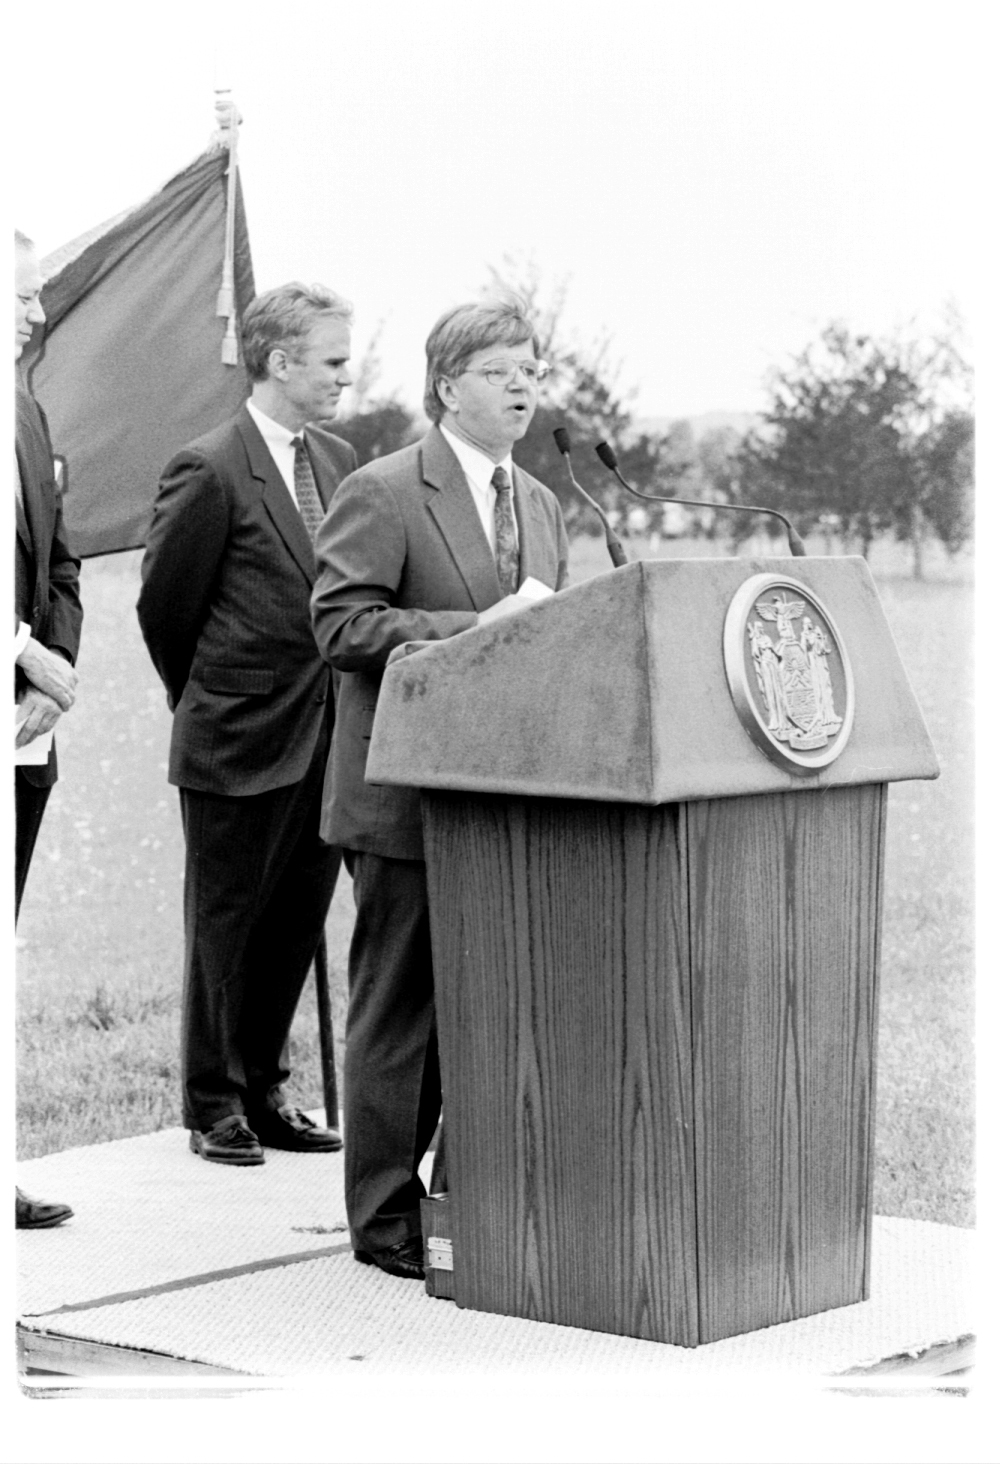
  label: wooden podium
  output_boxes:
[366,556,938,1345]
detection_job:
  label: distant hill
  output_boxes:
[634,410,760,441]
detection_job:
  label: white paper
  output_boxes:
[15,705,54,766]
[516,576,555,602]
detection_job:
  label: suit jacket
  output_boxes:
[15,376,84,788]
[137,406,357,796]
[311,425,569,858]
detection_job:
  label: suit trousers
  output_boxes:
[178,724,341,1131]
[14,772,52,922]
[342,850,446,1254]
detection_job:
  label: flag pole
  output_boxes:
[213,91,241,365]
[313,932,341,1135]
[210,86,339,1127]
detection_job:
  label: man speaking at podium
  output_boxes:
[312,296,569,1279]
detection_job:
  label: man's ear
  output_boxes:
[268,348,290,382]
[435,376,457,414]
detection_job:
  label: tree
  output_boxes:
[332,322,422,467]
[696,425,743,503]
[901,409,974,578]
[739,318,973,571]
[481,258,689,534]
[336,399,422,466]
[740,326,913,557]
[690,425,745,541]
[512,345,632,533]
[891,312,974,577]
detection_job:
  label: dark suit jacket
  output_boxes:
[15,376,84,788]
[311,426,569,858]
[137,406,357,796]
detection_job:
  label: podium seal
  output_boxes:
[723,574,855,773]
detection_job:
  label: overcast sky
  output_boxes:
[11,0,978,421]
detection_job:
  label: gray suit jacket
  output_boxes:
[138,406,357,795]
[15,376,83,788]
[311,426,569,858]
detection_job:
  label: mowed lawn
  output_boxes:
[16,533,973,1227]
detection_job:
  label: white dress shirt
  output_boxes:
[246,399,299,504]
[439,426,519,553]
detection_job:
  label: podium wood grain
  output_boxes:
[685,784,886,1341]
[424,792,700,1345]
[424,784,886,1346]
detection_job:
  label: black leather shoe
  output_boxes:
[354,1235,425,1281]
[16,1187,73,1229]
[250,1105,343,1153]
[189,1115,264,1165]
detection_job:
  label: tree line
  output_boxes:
[334,267,973,579]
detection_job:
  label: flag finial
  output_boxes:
[212,91,242,148]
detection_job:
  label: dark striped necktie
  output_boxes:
[491,466,520,595]
[291,436,324,544]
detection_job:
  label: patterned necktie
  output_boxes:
[491,466,520,595]
[291,436,324,544]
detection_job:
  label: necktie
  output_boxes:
[291,436,324,544]
[491,466,520,595]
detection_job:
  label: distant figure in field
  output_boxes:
[626,503,650,538]
[14,229,83,1230]
[311,295,569,1281]
[137,283,357,1166]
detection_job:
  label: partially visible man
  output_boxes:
[14,230,83,1230]
[137,283,356,1166]
[311,295,569,1279]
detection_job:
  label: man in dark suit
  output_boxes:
[138,282,357,1165]
[311,295,569,1278]
[14,230,83,1229]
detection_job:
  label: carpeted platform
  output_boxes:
[17,1124,974,1381]
[17,1121,350,1316]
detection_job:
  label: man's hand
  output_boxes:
[16,637,78,711]
[476,595,528,628]
[16,688,62,748]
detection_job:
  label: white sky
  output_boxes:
[10,1,981,420]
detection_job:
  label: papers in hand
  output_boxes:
[14,705,54,766]
[390,581,557,661]
[516,577,555,602]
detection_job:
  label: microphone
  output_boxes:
[593,441,808,558]
[552,428,629,568]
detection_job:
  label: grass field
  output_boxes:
[15,532,974,1226]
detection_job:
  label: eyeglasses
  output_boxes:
[459,359,551,387]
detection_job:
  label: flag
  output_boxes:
[25,144,255,557]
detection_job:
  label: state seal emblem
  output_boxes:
[723,574,855,773]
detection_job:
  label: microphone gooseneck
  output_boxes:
[594,441,807,558]
[553,429,629,569]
